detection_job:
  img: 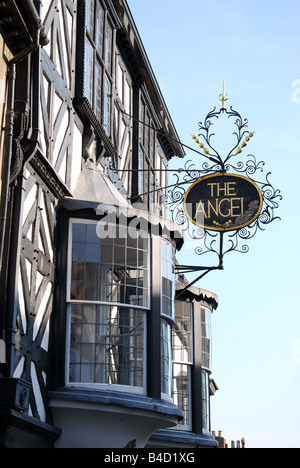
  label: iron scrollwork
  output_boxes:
[168,96,282,281]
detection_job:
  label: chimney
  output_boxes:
[213,430,226,449]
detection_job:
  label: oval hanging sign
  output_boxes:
[183,173,263,232]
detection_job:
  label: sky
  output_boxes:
[127,0,300,449]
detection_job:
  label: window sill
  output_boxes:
[49,387,183,420]
[65,382,146,396]
[148,429,218,448]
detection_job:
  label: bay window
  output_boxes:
[67,220,149,393]
[58,204,182,402]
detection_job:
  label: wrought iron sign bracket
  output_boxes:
[175,232,225,299]
[176,230,226,274]
[170,83,282,292]
[175,265,223,299]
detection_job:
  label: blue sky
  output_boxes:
[127,0,300,448]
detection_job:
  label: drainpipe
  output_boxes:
[22,0,49,47]
[0,0,49,276]
[0,63,17,278]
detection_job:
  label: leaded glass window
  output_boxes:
[70,222,149,307]
[69,304,145,388]
[202,370,210,432]
[201,307,212,370]
[67,220,149,393]
[161,319,172,397]
[160,240,176,397]
[84,0,114,134]
[161,240,175,319]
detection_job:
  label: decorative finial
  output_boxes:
[219,80,229,109]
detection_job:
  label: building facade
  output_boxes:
[0,0,218,448]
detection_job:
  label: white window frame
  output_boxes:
[65,305,147,395]
[201,306,212,373]
[201,369,210,434]
[172,302,194,431]
[160,239,176,401]
[65,218,150,395]
[161,318,173,402]
[160,239,175,321]
[172,364,193,431]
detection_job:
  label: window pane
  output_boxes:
[95,1,104,54]
[86,263,100,282]
[161,319,172,396]
[87,223,99,244]
[69,305,145,388]
[94,61,102,120]
[73,224,86,243]
[139,100,145,142]
[86,243,100,263]
[72,243,86,262]
[144,113,149,152]
[70,223,149,308]
[72,262,85,281]
[114,246,126,265]
[201,307,212,370]
[103,76,111,134]
[101,244,113,264]
[173,302,193,363]
[202,370,210,431]
[86,0,94,38]
[84,2,114,127]
[173,301,193,428]
[173,364,191,428]
[161,240,175,318]
[127,247,137,267]
[85,39,94,103]
[105,22,113,74]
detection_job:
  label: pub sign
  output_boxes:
[183,173,263,232]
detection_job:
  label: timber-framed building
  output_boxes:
[0,0,219,448]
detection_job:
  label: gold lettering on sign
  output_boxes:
[207,182,237,197]
[194,201,207,219]
[193,181,245,221]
